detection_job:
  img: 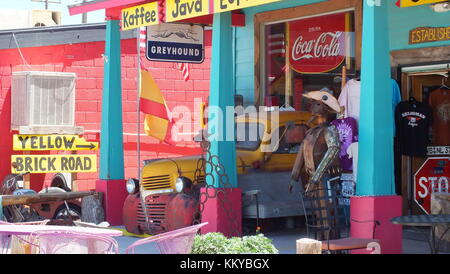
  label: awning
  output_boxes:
[68,0,149,16]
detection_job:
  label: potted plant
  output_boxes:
[191,233,279,254]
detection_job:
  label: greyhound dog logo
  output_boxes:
[151,29,199,42]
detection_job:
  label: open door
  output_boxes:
[400,70,450,215]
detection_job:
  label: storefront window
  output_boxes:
[235,122,265,151]
[262,11,356,109]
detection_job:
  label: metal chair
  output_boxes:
[299,180,380,254]
[126,222,208,254]
[28,230,119,254]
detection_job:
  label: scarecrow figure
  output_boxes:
[288,90,343,239]
[289,90,342,192]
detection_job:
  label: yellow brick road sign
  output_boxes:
[13,135,98,151]
[397,0,448,7]
[11,155,97,174]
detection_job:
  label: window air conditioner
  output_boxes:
[11,71,83,135]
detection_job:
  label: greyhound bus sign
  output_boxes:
[146,23,204,63]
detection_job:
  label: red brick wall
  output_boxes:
[0,31,211,191]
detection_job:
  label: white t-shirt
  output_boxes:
[347,142,359,183]
[338,79,361,125]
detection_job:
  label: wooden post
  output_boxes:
[296,238,322,254]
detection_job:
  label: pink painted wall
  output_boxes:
[0,31,211,192]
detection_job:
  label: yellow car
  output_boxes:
[123,111,312,235]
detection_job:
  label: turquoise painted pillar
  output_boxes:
[99,19,125,180]
[96,19,127,226]
[357,0,395,196]
[207,11,237,188]
[350,1,402,254]
[202,12,241,237]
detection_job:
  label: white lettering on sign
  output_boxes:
[427,146,450,156]
[418,177,429,198]
[291,32,342,61]
[418,176,449,198]
[150,46,200,57]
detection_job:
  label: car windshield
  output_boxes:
[235,122,265,151]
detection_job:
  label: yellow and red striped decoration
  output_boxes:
[140,68,174,144]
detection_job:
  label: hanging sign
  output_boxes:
[165,0,209,23]
[396,0,447,7]
[146,23,204,63]
[11,155,97,174]
[214,0,282,13]
[13,135,98,151]
[427,146,450,156]
[409,26,450,45]
[414,157,450,214]
[288,13,348,74]
[121,2,159,31]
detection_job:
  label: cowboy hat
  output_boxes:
[303,90,342,114]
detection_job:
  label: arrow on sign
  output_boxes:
[396,0,401,7]
[13,135,99,151]
[76,143,97,150]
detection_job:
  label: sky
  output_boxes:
[0,0,105,25]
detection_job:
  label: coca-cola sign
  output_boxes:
[288,13,348,73]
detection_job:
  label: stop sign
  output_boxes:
[414,157,450,214]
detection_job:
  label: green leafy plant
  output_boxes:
[191,233,279,254]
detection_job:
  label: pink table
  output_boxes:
[0,225,122,254]
[0,225,122,237]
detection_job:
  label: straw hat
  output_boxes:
[303,90,342,114]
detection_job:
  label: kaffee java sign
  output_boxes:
[122,2,159,31]
[122,0,282,29]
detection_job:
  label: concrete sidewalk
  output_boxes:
[114,226,439,254]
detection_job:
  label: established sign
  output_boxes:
[146,23,204,63]
[11,155,97,174]
[13,135,98,151]
[409,26,450,45]
[121,2,159,31]
[397,0,448,7]
[288,13,348,74]
[414,157,450,214]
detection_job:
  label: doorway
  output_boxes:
[400,68,450,215]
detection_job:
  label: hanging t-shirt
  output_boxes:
[347,142,359,182]
[331,117,358,171]
[429,88,450,146]
[338,79,361,125]
[395,100,432,156]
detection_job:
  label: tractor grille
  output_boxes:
[142,174,172,191]
[136,195,168,234]
[196,175,206,184]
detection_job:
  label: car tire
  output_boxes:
[53,203,82,220]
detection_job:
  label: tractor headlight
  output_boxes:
[175,177,193,193]
[126,178,139,194]
[175,177,184,193]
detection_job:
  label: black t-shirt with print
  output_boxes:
[395,100,432,156]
